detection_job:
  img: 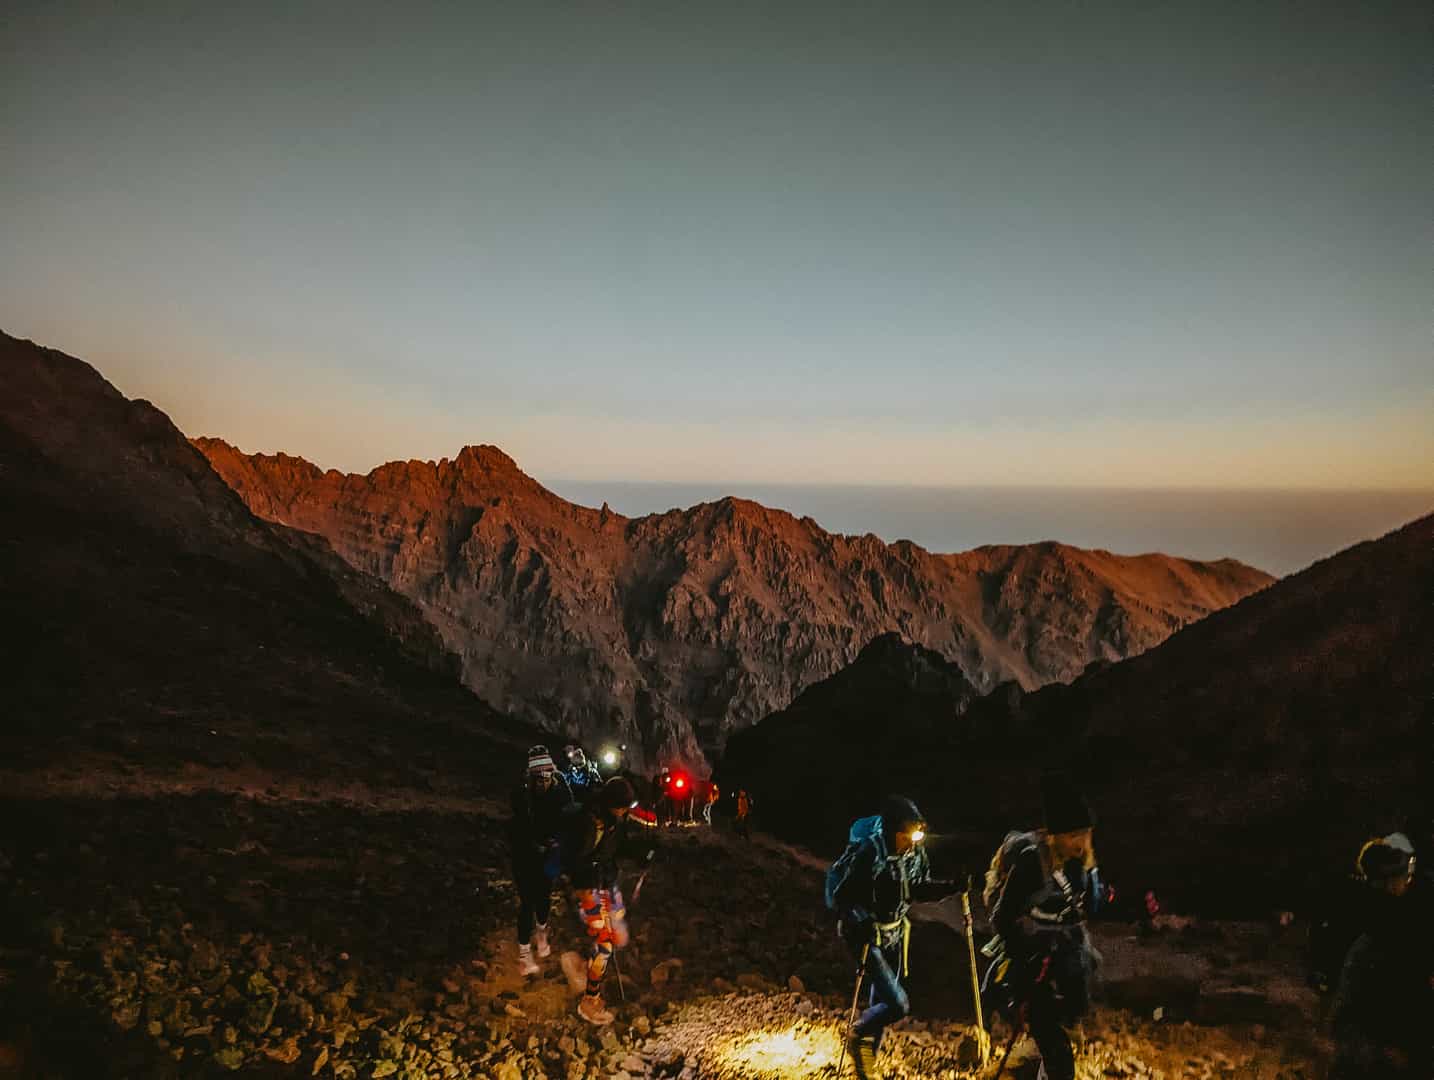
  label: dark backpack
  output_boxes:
[824,815,884,912]
[982,829,1042,914]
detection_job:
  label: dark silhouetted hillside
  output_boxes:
[0,330,529,785]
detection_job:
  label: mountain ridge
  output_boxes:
[195,436,1273,769]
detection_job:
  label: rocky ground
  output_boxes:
[0,774,1326,1079]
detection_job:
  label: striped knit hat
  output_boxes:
[527,745,557,778]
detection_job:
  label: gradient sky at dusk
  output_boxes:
[3,2,1430,489]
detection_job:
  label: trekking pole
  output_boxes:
[605,907,626,1003]
[834,941,870,1076]
[631,849,656,905]
[960,879,988,1065]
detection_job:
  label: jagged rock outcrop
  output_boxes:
[195,438,1273,771]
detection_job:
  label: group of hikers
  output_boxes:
[823,777,1106,1080]
[509,746,1430,1078]
[649,766,754,833]
[507,744,752,1026]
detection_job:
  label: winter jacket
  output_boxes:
[563,761,604,795]
[830,827,954,940]
[508,781,572,876]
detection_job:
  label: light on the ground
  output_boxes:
[716,1024,837,1073]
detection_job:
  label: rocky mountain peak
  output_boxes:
[453,443,523,477]
[197,438,1273,772]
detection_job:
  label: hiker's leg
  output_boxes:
[853,942,910,1048]
[576,888,614,996]
[534,870,555,929]
[515,864,543,945]
[1027,986,1075,1080]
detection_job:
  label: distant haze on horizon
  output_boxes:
[4,2,1430,491]
[548,480,1431,578]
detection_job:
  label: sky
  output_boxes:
[2,1,1430,492]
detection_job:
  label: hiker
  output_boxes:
[703,781,720,826]
[558,776,652,1025]
[735,788,753,840]
[983,774,1107,1080]
[561,744,604,795]
[826,795,961,1079]
[665,770,693,823]
[1328,833,1427,1078]
[507,746,573,977]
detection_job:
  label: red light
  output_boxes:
[674,778,685,789]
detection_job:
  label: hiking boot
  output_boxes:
[848,1034,880,1079]
[577,993,614,1026]
[517,943,540,978]
[559,951,588,993]
[532,923,551,959]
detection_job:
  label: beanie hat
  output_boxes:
[1042,773,1095,835]
[600,776,637,811]
[526,745,557,778]
[1358,833,1414,883]
[880,795,925,845]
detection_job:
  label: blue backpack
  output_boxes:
[824,815,885,911]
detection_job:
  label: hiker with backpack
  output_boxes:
[561,744,605,794]
[1327,833,1427,1078]
[507,746,574,977]
[558,776,653,1026]
[982,774,1107,1080]
[825,796,962,1080]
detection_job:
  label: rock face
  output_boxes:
[0,330,523,775]
[194,438,1273,770]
